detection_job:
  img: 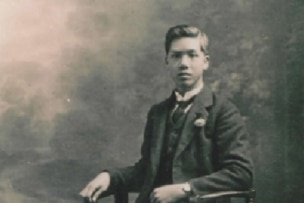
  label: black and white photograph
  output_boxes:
[0,1,303,203]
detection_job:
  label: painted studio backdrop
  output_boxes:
[0,1,303,203]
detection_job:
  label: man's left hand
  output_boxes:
[150,183,188,203]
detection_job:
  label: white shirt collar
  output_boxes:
[174,82,204,102]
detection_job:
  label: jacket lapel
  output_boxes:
[150,95,174,176]
[174,86,214,161]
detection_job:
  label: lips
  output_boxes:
[178,72,191,78]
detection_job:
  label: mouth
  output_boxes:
[177,73,192,78]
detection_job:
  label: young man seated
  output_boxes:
[80,24,253,203]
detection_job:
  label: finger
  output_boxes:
[80,186,89,197]
[83,184,96,200]
[88,186,99,202]
[86,185,97,197]
[92,187,104,202]
[80,181,95,197]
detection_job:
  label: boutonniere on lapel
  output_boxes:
[194,113,206,127]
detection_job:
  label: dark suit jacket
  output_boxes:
[108,86,253,203]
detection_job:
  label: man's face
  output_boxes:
[166,37,209,93]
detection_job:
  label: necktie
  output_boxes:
[172,99,193,123]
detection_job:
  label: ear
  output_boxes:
[203,54,210,70]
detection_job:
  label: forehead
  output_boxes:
[169,37,201,52]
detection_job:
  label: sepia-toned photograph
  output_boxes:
[0,1,303,203]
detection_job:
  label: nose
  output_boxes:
[179,55,190,69]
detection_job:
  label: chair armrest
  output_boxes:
[112,189,256,203]
[191,189,256,203]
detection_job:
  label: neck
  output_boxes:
[176,81,203,96]
[174,82,203,103]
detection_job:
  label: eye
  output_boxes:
[188,52,198,58]
[170,53,181,59]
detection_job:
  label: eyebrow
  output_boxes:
[170,50,198,54]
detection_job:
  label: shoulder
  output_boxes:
[147,94,173,115]
[201,90,244,125]
[211,93,246,128]
[213,93,238,110]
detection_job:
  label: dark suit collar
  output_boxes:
[190,85,213,116]
[195,85,213,107]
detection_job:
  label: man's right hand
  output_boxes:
[80,172,111,203]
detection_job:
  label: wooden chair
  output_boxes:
[112,189,256,203]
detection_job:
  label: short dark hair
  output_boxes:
[165,24,209,55]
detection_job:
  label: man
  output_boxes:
[80,24,253,203]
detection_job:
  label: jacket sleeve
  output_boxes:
[189,98,253,196]
[106,106,155,193]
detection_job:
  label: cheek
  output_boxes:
[166,65,177,77]
[192,62,205,72]
[167,63,179,72]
